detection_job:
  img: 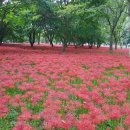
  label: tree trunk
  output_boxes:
[30,42,34,47]
[75,45,77,49]
[125,42,128,48]
[97,43,101,48]
[128,0,130,16]
[0,35,4,45]
[119,42,121,48]
[89,43,93,49]
[0,25,6,45]
[65,43,68,47]
[74,43,77,48]
[0,38,3,45]
[62,43,67,52]
[38,33,41,45]
[29,29,35,47]
[50,40,54,47]
[109,34,113,51]
[115,42,117,50]
[81,43,84,47]
[68,42,71,45]
[109,43,113,50]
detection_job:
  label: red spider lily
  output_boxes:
[0,45,130,129]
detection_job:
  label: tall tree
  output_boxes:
[102,0,127,50]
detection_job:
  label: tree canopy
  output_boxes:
[0,0,130,50]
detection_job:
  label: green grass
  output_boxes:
[81,64,89,70]
[30,62,36,67]
[106,96,116,105]
[127,89,130,101]
[27,77,34,82]
[69,94,84,103]
[74,107,89,118]
[87,86,93,91]
[0,106,21,130]
[92,79,98,86]
[58,109,67,117]
[6,87,25,96]
[69,126,78,130]
[70,77,83,84]
[6,81,24,96]
[26,92,48,114]
[104,65,125,78]
[97,117,124,130]
[28,119,43,130]
[26,101,43,114]
[6,70,11,74]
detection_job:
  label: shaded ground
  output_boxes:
[0,43,129,55]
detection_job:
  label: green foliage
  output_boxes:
[56,2,105,45]
[26,101,43,114]
[0,0,129,48]
[6,87,25,96]
[127,89,130,101]
[28,119,43,130]
[69,94,84,103]
[92,79,98,86]
[74,107,89,118]
[6,82,24,96]
[0,106,21,130]
[26,91,48,114]
[70,78,83,84]
[97,118,125,130]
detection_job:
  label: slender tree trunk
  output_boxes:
[125,42,128,48]
[115,42,117,50]
[38,33,41,45]
[120,42,123,49]
[128,0,130,16]
[74,43,77,48]
[50,40,53,47]
[65,43,68,47]
[89,43,93,49]
[110,43,113,50]
[113,31,118,50]
[110,33,113,51]
[62,43,65,52]
[0,34,4,45]
[0,25,6,45]
[30,43,33,47]
[62,42,67,52]
[29,29,35,47]
[81,43,84,47]
[75,44,77,48]
[0,38,3,45]
[68,42,71,45]
[97,43,101,48]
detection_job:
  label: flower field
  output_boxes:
[0,44,130,130]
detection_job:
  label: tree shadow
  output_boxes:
[0,43,129,56]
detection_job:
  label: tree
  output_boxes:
[36,0,59,47]
[55,1,105,51]
[102,0,127,50]
[128,0,130,16]
[0,0,128,52]
[0,1,13,44]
